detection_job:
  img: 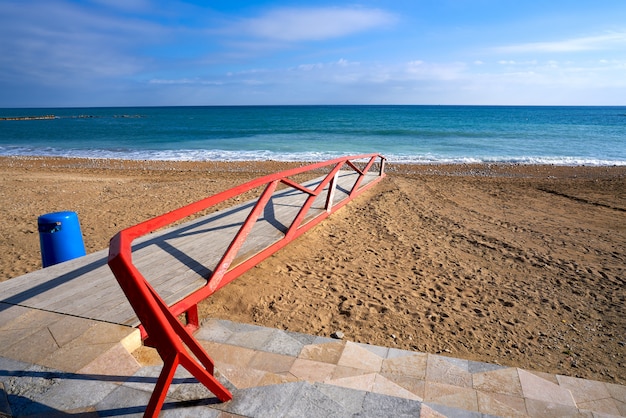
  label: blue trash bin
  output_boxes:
[38,211,86,267]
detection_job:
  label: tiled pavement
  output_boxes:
[1,304,625,417]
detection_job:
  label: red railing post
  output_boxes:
[107,154,386,415]
[208,180,279,293]
[285,160,346,240]
[108,233,233,417]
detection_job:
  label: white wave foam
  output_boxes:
[1,147,625,166]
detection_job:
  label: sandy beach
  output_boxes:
[0,156,624,385]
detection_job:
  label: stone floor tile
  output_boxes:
[39,341,117,373]
[120,365,164,394]
[468,360,506,374]
[359,390,423,417]
[120,363,224,409]
[380,374,426,400]
[259,330,306,357]
[225,328,276,352]
[0,356,30,375]
[524,397,589,417]
[476,390,527,417]
[165,368,224,405]
[381,352,427,379]
[430,354,470,371]
[336,342,383,372]
[298,341,345,364]
[418,403,450,418]
[2,327,59,364]
[314,383,367,415]
[0,326,48,358]
[426,354,472,388]
[325,372,377,392]
[289,358,336,383]
[528,370,560,385]
[161,404,223,417]
[217,364,266,389]
[200,342,257,368]
[330,365,372,381]
[199,340,227,358]
[219,320,263,334]
[355,342,389,358]
[578,400,622,417]
[77,342,142,379]
[74,322,136,345]
[5,309,626,418]
[372,374,421,401]
[424,402,483,418]
[556,374,612,405]
[284,329,318,346]
[312,335,336,345]
[195,319,234,343]
[256,371,300,387]
[518,368,576,407]
[213,381,310,418]
[386,347,418,360]
[46,315,96,347]
[0,303,32,329]
[606,382,626,404]
[0,328,28,354]
[424,381,479,412]
[248,351,296,374]
[0,308,60,332]
[614,399,626,417]
[0,310,68,364]
[35,375,120,412]
[281,382,352,418]
[132,365,217,391]
[95,383,152,417]
[472,367,523,397]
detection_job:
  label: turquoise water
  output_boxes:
[0,105,624,165]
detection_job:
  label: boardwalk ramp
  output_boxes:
[0,154,386,328]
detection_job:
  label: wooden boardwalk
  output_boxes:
[0,170,381,327]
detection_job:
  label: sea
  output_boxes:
[1,105,625,165]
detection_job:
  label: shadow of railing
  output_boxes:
[1,368,225,416]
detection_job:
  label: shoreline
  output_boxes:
[1,156,624,384]
[3,154,625,173]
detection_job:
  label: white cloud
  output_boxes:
[405,60,467,81]
[494,32,626,53]
[88,0,153,13]
[497,60,538,66]
[0,1,164,86]
[239,7,396,42]
[149,78,224,86]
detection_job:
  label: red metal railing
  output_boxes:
[107,154,386,416]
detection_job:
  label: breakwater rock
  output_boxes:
[0,115,56,121]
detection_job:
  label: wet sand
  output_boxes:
[1,156,624,384]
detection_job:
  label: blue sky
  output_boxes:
[1,0,625,107]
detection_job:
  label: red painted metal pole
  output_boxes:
[285,160,346,240]
[348,155,377,197]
